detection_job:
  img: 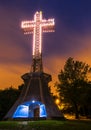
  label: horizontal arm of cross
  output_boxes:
[21,21,35,28]
[21,17,55,34]
[42,19,55,32]
[21,21,35,34]
[41,19,55,27]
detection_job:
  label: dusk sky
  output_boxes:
[0,0,91,91]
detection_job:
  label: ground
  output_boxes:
[0,119,91,130]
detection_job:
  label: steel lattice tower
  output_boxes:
[21,11,54,72]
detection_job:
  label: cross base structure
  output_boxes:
[5,72,64,120]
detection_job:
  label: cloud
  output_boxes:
[0,6,32,64]
[0,63,31,89]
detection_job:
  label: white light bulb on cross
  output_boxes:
[21,11,55,72]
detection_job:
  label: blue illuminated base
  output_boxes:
[13,100,47,119]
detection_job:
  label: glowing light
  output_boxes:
[32,100,35,103]
[39,12,42,54]
[13,105,28,118]
[13,101,47,118]
[21,11,55,59]
[55,99,60,105]
[40,104,47,117]
[33,25,36,56]
[39,24,42,54]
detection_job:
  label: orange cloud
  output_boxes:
[0,63,30,89]
[1,34,91,94]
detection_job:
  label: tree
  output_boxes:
[0,86,20,120]
[56,57,91,119]
[0,84,25,120]
[80,82,91,118]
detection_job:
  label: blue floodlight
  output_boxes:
[13,100,47,118]
[40,104,47,117]
[13,105,28,118]
[32,100,35,103]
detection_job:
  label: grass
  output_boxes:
[0,120,91,130]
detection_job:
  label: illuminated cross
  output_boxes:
[21,11,55,72]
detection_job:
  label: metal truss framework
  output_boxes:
[21,11,55,72]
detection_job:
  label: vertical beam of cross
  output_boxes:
[21,11,55,72]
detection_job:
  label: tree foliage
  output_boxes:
[56,57,91,119]
[0,86,21,120]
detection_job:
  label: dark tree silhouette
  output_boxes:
[56,57,91,119]
[0,86,20,120]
